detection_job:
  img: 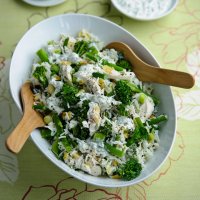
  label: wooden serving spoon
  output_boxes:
[106,42,195,88]
[6,82,45,153]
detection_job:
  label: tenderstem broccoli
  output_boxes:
[126,117,148,146]
[102,60,124,71]
[93,121,112,141]
[72,125,90,140]
[116,51,132,70]
[115,80,134,105]
[105,143,125,158]
[116,59,132,70]
[63,37,69,48]
[117,103,129,116]
[33,66,48,88]
[116,157,142,180]
[57,83,80,108]
[115,80,159,105]
[37,49,49,62]
[92,72,108,79]
[52,114,64,136]
[74,40,89,56]
[148,114,168,125]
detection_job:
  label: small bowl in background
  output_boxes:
[22,0,66,7]
[111,0,179,21]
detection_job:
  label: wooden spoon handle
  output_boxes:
[6,112,41,153]
[6,82,45,153]
[106,42,195,88]
[135,66,195,89]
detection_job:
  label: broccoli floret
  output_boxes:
[70,100,90,123]
[126,117,149,146]
[70,100,90,140]
[33,66,48,88]
[116,52,132,70]
[116,158,142,180]
[72,124,90,140]
[98,121,112,136]
[92,121,112,141]
[57,83,80,108]
[50,64,60,75]
[74,40,89,56]
[117,103,129,116]
[115,80,134,105]
[40,128,52,140]
[116,59,132,70]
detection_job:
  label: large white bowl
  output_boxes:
[9,14,176,187]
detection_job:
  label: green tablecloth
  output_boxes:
[0,0,200,199]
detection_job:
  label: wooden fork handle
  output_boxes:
[6,112,44,154]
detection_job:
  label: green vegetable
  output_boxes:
[125,81,141,93]
[105,143,124,158]
[124,81,159,104]
[115,80,134,105]
[88,46,98,54]
[148,114,168,125]
[116,158,142,180]
[93,132,106,141]
[33,66,48,88]
[97,121,112,136]
[52,114,63,136]
[63,37,69,47]
[37,49,49,62]
[85,46,100,62]
[69,100,90,140]
[116,59,132,70]
[74,40,89,56]
[61,138,73,152]
[71,63,81,72]
[102,60,124,71]
[85,52,100,62]
[32,103,47,111]
[138,93,147,104]
[115,80,159,105]
[44,115,52,124]
[72,124,90,140]
[126,117,148,146]
[57,83,80,108]
[40,128,52,140]
[92,72,108,79]
[51,64,60,75]
[117,103,129,116]
[54,49,62,54]
[51,139,60,158]
[70,100,90,123]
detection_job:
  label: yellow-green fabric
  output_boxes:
[0,0,200,199]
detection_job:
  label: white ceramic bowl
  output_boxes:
[111,0,179,21]
[9,14,176,187]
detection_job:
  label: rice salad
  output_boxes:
[30,30,167,181]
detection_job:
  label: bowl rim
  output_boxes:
[9,13,177,187]
[22,0,66,7]
[111,0,179,21]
